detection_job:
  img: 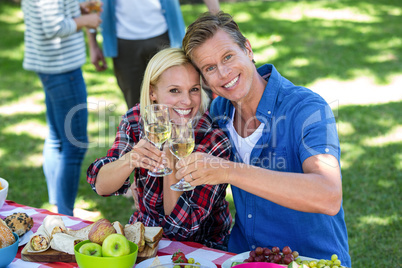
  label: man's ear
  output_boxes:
[244,39,254,61]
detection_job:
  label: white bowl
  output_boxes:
[0,177,9,209]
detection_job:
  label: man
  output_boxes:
[87,0,220,109]
[177,12,351,267]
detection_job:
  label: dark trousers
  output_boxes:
[113,31,170,109]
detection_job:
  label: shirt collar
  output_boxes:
[256,64,281,119]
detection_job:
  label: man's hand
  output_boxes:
[89,42,107,71]
[175,152,231,186]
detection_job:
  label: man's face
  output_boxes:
[191,29,255,103]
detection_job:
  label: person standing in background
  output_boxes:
[21,0,102,216]
[87,0,220,110]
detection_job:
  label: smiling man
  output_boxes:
[177,12,351,267]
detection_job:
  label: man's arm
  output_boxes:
[203,0,220,14]
[86,29,107,71]
[176,153,342,216]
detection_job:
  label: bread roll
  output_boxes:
[4,212,34,237]
[0,218,16,249]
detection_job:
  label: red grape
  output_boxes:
[263,248,271,256]
[282,246,292,255]
[271,246,280,254]
[273,254,282,263]
[255,247,263,256]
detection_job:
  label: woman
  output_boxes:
[87,48,232,249]
[21,0,102,216]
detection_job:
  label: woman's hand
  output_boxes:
[129,138,166,172]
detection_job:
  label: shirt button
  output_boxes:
[267,111,271,114]
[248,214,252,218]
[325,148,329,152]
[251,245,256,249]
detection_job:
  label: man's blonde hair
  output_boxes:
[140,47,209,116]
[182,11,248,62]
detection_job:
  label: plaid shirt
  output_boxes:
[87,104,232,248]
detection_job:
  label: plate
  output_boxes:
[18,230,33,246]
[221,252,317,268]
[136,255,217,268]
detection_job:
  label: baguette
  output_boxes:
[144,226,163,243]
[124,222,145,252]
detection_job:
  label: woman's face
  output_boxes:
[150,63,202,122]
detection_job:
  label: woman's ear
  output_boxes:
[149,86,157,103]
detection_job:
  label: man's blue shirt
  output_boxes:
[210,64,351,267]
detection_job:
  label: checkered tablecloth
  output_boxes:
[1,200,235,268]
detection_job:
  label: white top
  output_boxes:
[115,0,168,40]
[227,109,265,164]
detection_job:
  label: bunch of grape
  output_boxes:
[243,246,299,265]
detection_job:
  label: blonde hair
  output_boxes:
[183,11,247,62]
[140,47,210,116]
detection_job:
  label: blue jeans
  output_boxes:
[38,68,88,216]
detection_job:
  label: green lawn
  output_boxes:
[0,1,401,267]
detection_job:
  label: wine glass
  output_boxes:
[143,104,173,177]
[169,119,195,191]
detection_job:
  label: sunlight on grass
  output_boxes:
[270,5,376,22]
[363,126,402,146]
[0,148,4,159]
[289,58,310,68]
[339,143,365,169]
[368,37,401,51]
[377,179,394,189]
[0,91,44,115]
[234,11,253,23]
[309,75,402,105]
[0,43,25,60]
[338,121,355,136]
[396,154,402,170]
[3,120,47,139]
[0,6,23,24]
[26,153,44,168]
[359,214,399,227]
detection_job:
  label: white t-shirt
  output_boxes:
[227,109,265,164]
[115,0,168,40]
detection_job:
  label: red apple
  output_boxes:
[88,218,116,245]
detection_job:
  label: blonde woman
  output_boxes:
[87,48,232,249]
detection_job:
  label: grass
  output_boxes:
[0,1,401,267]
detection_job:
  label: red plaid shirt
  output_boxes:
[87,104,232,248]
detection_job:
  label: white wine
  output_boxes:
[170,140,195,159]
[145,124,171,145]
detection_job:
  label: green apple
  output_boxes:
[79,242,103,257]
[102,234,130,257]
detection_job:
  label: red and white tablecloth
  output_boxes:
[0,200,235,268]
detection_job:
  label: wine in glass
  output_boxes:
[143,104,173,177]
[169,119,195,191]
